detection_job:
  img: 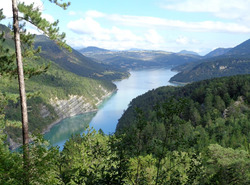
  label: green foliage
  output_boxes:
[0,59,117,142]
[48,0,71,10]
[59,129,208,185]
[0,20,119,144]
[60,128,129,184]
[1,6,250,183]
[18,2,71,52]
[28,135,62,184]
[207,144,250,184]
[0,132,62,184]
[171,39,250,83]
[170,56,250,83]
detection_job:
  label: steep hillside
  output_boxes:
[35,35,129,81]
[113,74,250,184]
[117,74,250,148]
[170,56,250,83]
[79,49,202,70]
[204,47,231,58]
[225,39,250,57]
[1,56,116,148]
[0,24,119,148]
[170,39,250,83]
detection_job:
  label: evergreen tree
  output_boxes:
[1,1,71,183]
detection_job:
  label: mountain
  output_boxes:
[204,48,232,58]
[178,50,200,56]
[35,36,128,81]
[116,74,250,160]
[0,24,125,148]
[79,49,202,70]
[170,39,250,83]
[224,39,250,57]
[79,46,110,53]
[128,48,144,51]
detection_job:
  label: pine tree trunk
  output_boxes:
[12,0,30,184]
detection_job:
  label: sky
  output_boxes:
[1,0,250,55]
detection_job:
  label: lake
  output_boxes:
[44,68,177,150]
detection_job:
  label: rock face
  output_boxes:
[49,87,114,120]
[50,95,95,119]
[9,86,115,150]
[44,87,115,133]
[40,105,51,118]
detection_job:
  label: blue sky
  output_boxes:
[1,0,250,55]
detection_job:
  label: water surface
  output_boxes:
[44,68,177,149]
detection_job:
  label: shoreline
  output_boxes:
[9,89,116,150]
[169,80,189,85]
[41,109,98,135]
[41,89,116,135]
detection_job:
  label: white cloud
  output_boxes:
[107,14,250,33]
[176,36,189,45]
[162,0,250,23]
[66,9,250,51]
[41,14,55,23]
[68,11,76,16]
[85,10,106,18]
[67,16,166,50]
[21,0,44,10]
[67,17,111,41]
[175,35,199,45]
[0,0,57,35]
[0,1,13,18]
[111,26,143,41]
[145,29,164,45]
[0,0,52,20]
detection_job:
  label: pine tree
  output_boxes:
[8,0,71,184]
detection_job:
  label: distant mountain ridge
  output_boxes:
[204,48,232,58]
[224,39,250,57]
[78,48,202,70]
[170,39,250,83]
[35,36,128,81]
[79,46,110,53]
[178,50,200,56]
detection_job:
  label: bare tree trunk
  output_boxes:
[12,0,30,184]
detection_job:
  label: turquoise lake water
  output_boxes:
[44,68,177,150]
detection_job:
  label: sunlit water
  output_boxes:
[44,68,177,150]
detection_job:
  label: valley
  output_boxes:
[1,1,250,184]
[2,20,250,149]
[44,68,177,149]
[79,46,202,70]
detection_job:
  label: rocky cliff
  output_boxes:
[8,86,115,150]
[42,87,115,134]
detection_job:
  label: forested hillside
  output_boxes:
[35,36,129,81]
[170,39,250,83]
[170,56,250,83]
[117,74,250,137]
[0,58,116,145]
[204,47,232,58]
[1,74,249,184]
[0,24,122,148]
